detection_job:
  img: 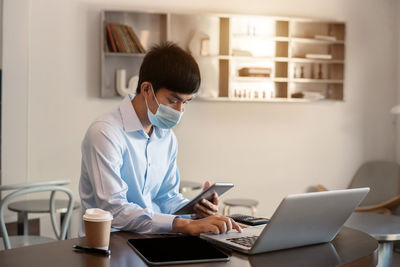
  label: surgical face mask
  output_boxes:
[146,87,184,129]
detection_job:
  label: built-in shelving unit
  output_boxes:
[101,11,346,102]
[101,11,168,97]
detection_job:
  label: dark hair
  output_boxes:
[136,42,201,94]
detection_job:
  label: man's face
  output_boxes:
[146,87,195,114]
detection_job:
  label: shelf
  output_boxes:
[196,96,315,103]
[101,10,168,97]
[104,52,146,57]
[197,96,342,103]
[230,56,289,62]
[198,55,344,64]
[290,37,345,44]
[290,78,343,84]
[233,77,289,82]
[101,11,346,102]
[234,76,272,82]
[274,77,290,82]
[290,57,344,64]
[194,55,290,62]
[232,34,289,42]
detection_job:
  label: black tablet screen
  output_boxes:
[128,236,229,264]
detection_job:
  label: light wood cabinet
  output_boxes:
[101,11,345,102]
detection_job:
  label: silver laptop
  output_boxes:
[200,188,369,255]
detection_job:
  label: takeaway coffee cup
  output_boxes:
[83,208,113,249]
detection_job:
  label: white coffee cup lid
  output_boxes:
[83,208,113,222]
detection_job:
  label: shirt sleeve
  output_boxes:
[154,135,190,214]
[81,121,176,233]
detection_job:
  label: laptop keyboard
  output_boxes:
[226,236,258,247]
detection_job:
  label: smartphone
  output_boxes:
[173,183,234,215]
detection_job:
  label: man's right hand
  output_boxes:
[172,215,242,236]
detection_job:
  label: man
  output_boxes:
[79,42,241,235]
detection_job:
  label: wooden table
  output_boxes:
[0,227,378,267]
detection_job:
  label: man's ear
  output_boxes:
[141,82,151,95]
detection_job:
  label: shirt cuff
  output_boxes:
[151,213,177,233]
[179,214,192,219]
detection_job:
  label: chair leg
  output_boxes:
[60,212,69,239]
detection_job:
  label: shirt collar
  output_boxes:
[119,94,168,138]
[119,94,144,132]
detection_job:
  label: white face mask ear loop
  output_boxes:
[144,97,150,114]
[149,83,160,107]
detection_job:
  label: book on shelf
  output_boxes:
[105,22,146,54]
[110,23,125,53]
[115,24,131,53]
[122,25,139,53]
[105,22,117,52]
[124,25,143,53]
[119,24,139,53]
[291,91,325,100]
[314,35,337,41]
[126,26,146,53]
[238,67,272,77]
[305,54,332,60]
[109,24,121,52]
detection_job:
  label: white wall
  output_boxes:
[397,0,400,162]
[0,0,2,188]
[0,0,3,69]
[2,0,399,230]
[2,0,30,185]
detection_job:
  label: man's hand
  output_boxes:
[193,181,219,217]
[172,215,242,236]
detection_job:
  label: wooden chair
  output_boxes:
[317,161,400,215]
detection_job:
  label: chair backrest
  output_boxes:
[0,180,70,192]
[0,180,70,201]
[349,161,400,206]
[0,184,74,250]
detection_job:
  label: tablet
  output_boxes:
[174,183,234,215]
[127,236,230,265]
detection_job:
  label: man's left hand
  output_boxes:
[193,181,219,217]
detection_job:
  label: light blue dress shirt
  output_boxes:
[79,95,189,233]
